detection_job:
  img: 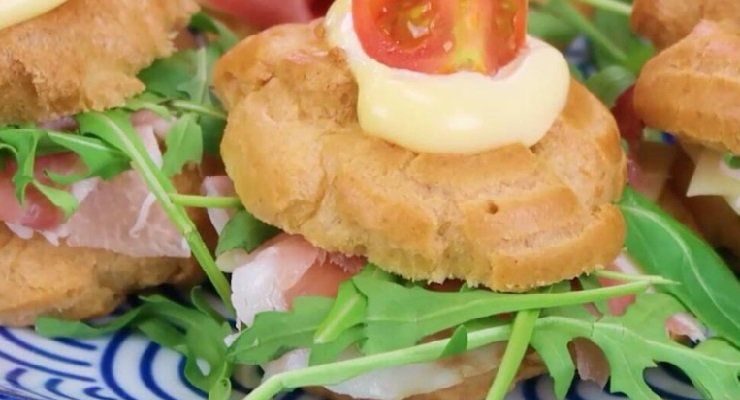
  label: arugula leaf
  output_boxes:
[46,132,129,183]
[542,0,627,64]
[724,153,740,169]
[310,326,366,366]
[37,290,233,396]
[353,271,654,353]
[162,113,203,177]
[314,267,396,344]
[228,297,334,365]
[243,324,513,400]
[139,51,201,101]
[591,7,654,74]
[124,92,171,117]
[0,129,41,204]
[532,293,740,400]
[440,325,468,358]
[578,275,609,315]
[585,65,635,107]
[32,181,78,219]
[77,110,233,309]
[314,279,367,344]
[528,10,578,46]
[620,188,740,347]
[188,12,239,53]
[487,309,540,400]
[216,209,281,256]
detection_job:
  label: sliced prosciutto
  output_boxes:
[1,113,190,258]
[231,234,359,326]
[200,0,333,29]
[58,120,188,257]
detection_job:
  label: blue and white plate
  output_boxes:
[0,324,703,400]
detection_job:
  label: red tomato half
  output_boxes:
[353,0,527,75]
[202,0,334,29]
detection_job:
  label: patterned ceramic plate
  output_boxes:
[0,324,703,400]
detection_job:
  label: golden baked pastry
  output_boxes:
[631,0,740,48]
[0,169,212,327]
[634,20,740,155]
[215,22,627,292]
[0,0,198,124]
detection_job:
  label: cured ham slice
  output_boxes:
[60,122,187,257]
[200,0,333,29]
[1,113,190,258]
[202,175,238,234]
[231,234,358,326]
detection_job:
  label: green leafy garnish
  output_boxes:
[314,266,393,344]
[724,153,740,169]
[229,297,335,365]
[215,209,281,256]
[487,309,540,400]
[591,7,654,74]
[354,268,655,353]
[585,65,635,107]
[528,10,578,46]
[228,265,666,365]
[240,292,739,400]
[243,324,514,400]
[161,113,203,177]
[0,128,131,217]
[532,293,740,400]
[620,188,740,347]
[77,111,232,309]
[138,12,232,154]
[36,290,234,399]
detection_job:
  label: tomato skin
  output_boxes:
[353,0,527,75]
[201,0,333,29]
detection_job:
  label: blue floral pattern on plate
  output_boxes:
[0,325,703,400]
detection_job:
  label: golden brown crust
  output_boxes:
[309,351,544,400]
[634,21,740,154]
[0,227,200,326]
[0,0,198,124]
[0,168,212,327]
[631,0,740,48]
[215,22,626,292]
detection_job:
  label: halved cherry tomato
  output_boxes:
[201,0,333,29]
[353,0,527,75]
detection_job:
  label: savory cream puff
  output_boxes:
[214,16,626,292]
[633,19,740,260]
[631,0,740,49]
[0,0,211,326]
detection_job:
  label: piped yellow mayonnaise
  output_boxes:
[325,0,570,154]
[0,0,68,32]
[687,146,740,215]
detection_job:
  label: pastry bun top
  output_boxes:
[215,22,627,291]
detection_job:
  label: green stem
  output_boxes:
[592,270,678,285]
[486,310,540,400]
[170,100,227,120]
[244,325,513,400]
[170,193,242,208]
[549,0,628,62]
[97,113,234,312]
[574,0,632,15]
